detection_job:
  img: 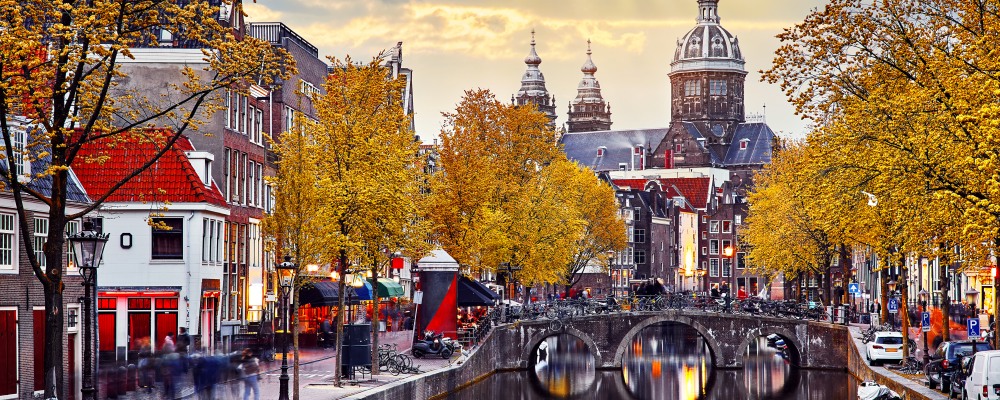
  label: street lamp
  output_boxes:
[967,288,980,314]
[275,256,297,400]
[68,221,109,400]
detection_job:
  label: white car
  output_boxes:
[866,331,904,366]
[963,350,1000,400]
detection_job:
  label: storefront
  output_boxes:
[295,278,406,347]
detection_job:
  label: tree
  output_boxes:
[306,55,426,386]
[0,1,289,397]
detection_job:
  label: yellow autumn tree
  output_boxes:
[303,55,428,385]
[0,1,291,397]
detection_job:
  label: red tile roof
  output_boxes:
[612,177,712,209]
[72,129,227,207]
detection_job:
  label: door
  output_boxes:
[33,309,45,392]
[0,310,16,397]
[128,313,151,350]
[68,334,76,400]
[154,312,177,351]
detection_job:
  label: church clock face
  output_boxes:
[711,123,725,137]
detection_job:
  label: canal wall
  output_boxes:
[846,326,947,400]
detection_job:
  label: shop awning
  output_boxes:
[353,281,373,301]
[370,278,405,298]
[300,281,365,307]
[457,276,498,307]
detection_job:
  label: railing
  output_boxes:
[457,294,849,349]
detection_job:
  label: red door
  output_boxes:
[97,313,116,353]
[68,334,76,400]
[33,309,45,391]
[128,313,151,350]
[154,313,177,351]
[0,310,17,396]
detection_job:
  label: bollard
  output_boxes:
[126,363,137,392]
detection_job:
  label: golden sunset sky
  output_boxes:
[246,0,830,140]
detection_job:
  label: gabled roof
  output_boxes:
[560,128,668,172]
[72,129,226,207]
[611,176,712,211]
[724,123,774,165]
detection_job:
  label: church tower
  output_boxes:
[669,0,746,146]
[566,40,613,133]
[515,30,557,128]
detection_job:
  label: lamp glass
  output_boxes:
[887,279,897,292]
[352,273,365,288]
[306,264,319,273]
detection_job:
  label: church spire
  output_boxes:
[567,39,612,133]
[515,29,556,128]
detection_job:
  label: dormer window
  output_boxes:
[597,147,606,157]
[739,139,749,150]
[634,146,643,155]
[674,143,682,152]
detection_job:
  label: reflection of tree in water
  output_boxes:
[530,334,596,398]
[622,322,713,400]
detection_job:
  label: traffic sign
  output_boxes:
[969,318,981,340]
[848,283,860,295]
[413,290,423,305]
[921,312,931,332]
[887,298,899,314]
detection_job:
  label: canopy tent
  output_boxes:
[457,276,499,307]
[299,281,372,306]
[370,278,405,298]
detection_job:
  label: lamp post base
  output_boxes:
[81,386,97,400]
[278,365,290,400]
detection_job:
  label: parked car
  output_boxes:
[866,332,904,366]
[927,340,993,391]
[963,350,1000,400]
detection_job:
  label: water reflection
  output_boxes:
[530,333,596,398]
[451,370,857,400]
[623,322,712,400]
[743,334,798,399]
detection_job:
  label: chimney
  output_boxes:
[185,151,214,186]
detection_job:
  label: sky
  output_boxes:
[244,0,830,141]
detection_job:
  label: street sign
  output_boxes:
[848,283,860,295]
[887,298,899,314]
[969,318,981,340]
[921,312,931,332]
[414,290,423,305]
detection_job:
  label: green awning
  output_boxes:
[370,278,405,298]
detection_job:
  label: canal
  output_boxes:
[450,322,858,399]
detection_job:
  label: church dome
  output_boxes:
[671,0,745,73]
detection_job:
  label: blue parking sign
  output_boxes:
[921,312,931,332]
[848,283,860,295]
[887,298,899,314]
[969,318,981,340]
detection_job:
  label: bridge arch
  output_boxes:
[736,326,803,368]
[611,313,724,368]
[520,325,604,369]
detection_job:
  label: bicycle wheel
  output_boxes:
[396,354,413,371]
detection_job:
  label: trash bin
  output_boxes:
[341,324,371,379]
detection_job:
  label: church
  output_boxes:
[516,0,781,298]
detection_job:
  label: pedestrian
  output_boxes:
[737,285,748,301]
[320,318,333,348]
[177,327,191,353]
[240,349,261,400]
[162,332,176,353]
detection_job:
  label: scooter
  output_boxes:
[412,330,456,359]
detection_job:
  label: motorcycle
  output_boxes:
[412,330,456,359]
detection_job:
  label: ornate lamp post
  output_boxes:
[887,277,898,328]
[69,221,109,400]
[918,289,930,364]
[275,256,297,400]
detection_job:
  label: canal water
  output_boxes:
[449,322,858,399]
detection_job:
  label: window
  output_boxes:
[722,258,732,277]
[627,226,634,243]
[151,218,184,260]
[674,143,682,152]
[596,147,604,157]
[247,160,255,206]
[225,90,232,128]
[722,240,732,256]
[740,139,749,150]
[9,124,28,178]
[709,259,719,277]
[737,252,746,269]
[635,250,646,265]
[241,96,248,134]
[618,163,628,171]
[709,80,727,96]
[285,105,295,130]
[223,148,231,201]
[0,213,14,271]
[709,239,719,255]
[722,220,732,233]
[256,164,263,207]
[701,247,707,255]
[684,80,701,96]
[247,105,256,137]
[735,215,742,225]
[33,218,47,268]
[701,231,707,240]
[255,109,263,145]
[634,229,645,244]
[701,215,708,223]
[709,220,720,233]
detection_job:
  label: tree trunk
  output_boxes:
[899,257,911,360]
[292,280,301,400]
[371,262,380,375]
[334,249,348,387]
[41,179,70,400]
[880,267,889,325]
[940,251,951,342]
[44,282,65,399]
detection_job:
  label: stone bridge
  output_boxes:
[481,309,850,370]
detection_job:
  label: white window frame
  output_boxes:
[709,220,720,233]
[33,218,47,268]
[722,258,732,277]
[65,220,79,273]
[709,258,719,277]
[709,239,719,255]
[0,213,16,273]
